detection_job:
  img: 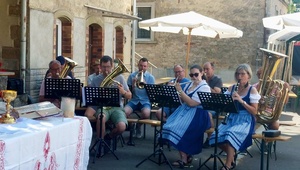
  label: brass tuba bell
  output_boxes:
[100,59,129,87]
[135,71,145,89]
[59,57,77,79]
[256,48,289,124]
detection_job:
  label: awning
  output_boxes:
[268,29,300,44]
[84,4,141,20]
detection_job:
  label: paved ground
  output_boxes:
[87,108,300,170]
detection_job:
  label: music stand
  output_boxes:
[197,92,238,170]
[84,87,120,163]
[136,84,181,170]
[45,78,81,99]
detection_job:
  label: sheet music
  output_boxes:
[13,101,62,119]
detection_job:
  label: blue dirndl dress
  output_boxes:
[162,83,211,155]
[209,86,256,151]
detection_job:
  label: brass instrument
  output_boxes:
[135,71,146,89]
[256,48,289,124]
[100,58,129,87]
[59,57,78,78]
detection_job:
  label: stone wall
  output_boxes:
[135,0,284,83]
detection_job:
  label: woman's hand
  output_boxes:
[232,91,243,103]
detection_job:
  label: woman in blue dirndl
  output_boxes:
[162,64,211,168]
[209,64,261,170]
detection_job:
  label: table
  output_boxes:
[252,134,291,170]
[0,71,15,76]
[0,116,93,170]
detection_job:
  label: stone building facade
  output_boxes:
[0,0,290,104]
[0,0,135,102]
[135,0,289,83]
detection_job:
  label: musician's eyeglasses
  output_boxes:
[189,73,199,77]
[236,72,247,76]
[50,67,60,71]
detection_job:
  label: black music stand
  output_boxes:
[197,92,238,170]
[136,84,181,170]
[44,78,81,99]
[84,87,120,163]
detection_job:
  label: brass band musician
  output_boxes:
[84,55,132,151]
[87,59,101,86]
[44,56,74,79]
[39,60,71,108]
[124,58,155,138]
[155,64,190,121]
[202,62,223,148]
[209,64,261,170]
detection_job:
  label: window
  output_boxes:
[136,3,155,41]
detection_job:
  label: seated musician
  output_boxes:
[155,64,190,121]
[124,58,155,138]
[162,64,211,168]
[39,60,71,108]
[44,56,74,79]
[87,58,101,86]
[84,55,132,152]
[202,61,223,148]
[209,64,261,170]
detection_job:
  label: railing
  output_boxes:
[134,52,157,74]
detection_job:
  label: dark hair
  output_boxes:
[56,56,66,65]
[100,55,112,65]
[190,64,203,72]
[210,62,215,69]
[190,64,205,80]
[139,57,148,63]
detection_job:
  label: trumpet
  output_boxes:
[136,71,145,89]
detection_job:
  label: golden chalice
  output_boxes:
[0,90,17,124]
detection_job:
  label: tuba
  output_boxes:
[100,58,129,87]
[59,57,77,78]
[256,48,289,124]
[135,71,145,89]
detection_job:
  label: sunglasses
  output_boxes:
[189,73,199,77]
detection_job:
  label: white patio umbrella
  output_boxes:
[263,12,300,83]
[139,11,243,72]
[263,12,300,31]
[268,28,300,43]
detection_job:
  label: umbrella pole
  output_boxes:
[185,28,192,73]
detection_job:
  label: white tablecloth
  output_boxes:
[0,116,93,170]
